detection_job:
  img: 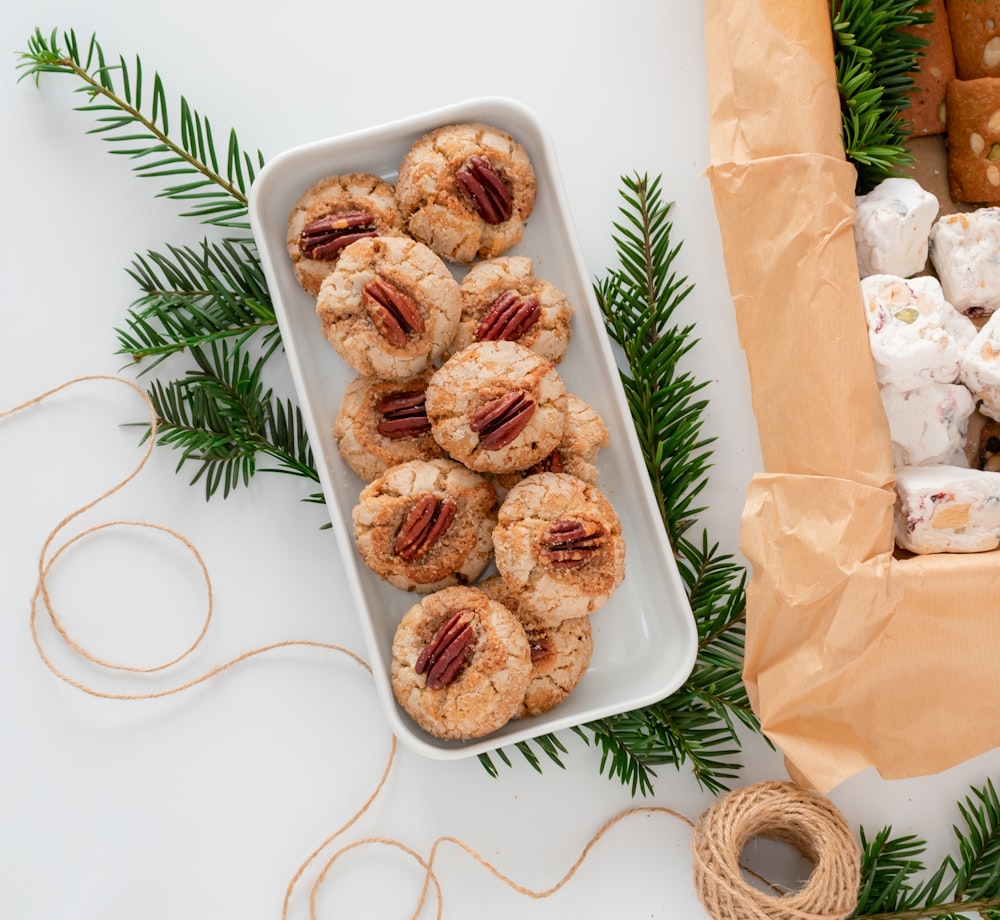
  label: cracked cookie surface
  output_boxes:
[334,370,445,482]
[477,574,593,718]
[492,472,625,622]
[395,123,536,263]
[449,256,573,363]
[425,340,567,474]
[391,585,532,740]
[316,235,461,379]
[352,458,497,593]
[286,173,404,297]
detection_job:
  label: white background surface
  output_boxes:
[1,2,998,918]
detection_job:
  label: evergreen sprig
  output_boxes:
[118,237,279,368]
[17,27,263,229]
[480,175,755,796]
[22,30,752,795]
[832,0,931,193]
[18,28,306,501]
[852,778,1000,919]
[145,340,319,499]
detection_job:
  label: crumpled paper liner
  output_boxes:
[705,0,1000,792]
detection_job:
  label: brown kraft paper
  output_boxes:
[704,0,1000,792]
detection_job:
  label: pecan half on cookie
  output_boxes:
[352,458,497,594]
[493,472,626,622]
[395,123,537,263]
[391,586,532,740]
[425,340,567,474]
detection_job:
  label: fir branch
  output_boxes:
[831,0,932,193]
[144,340,319,499]
[852,779,1000,920]
[491,174,754,795]
[117,237,278,368]
[17,27,263,229]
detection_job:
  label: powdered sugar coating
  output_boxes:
[492,472,625,622]
[286,173,404,297]
[395,123,536,263]
[391,586,532,739]
[425,340,567,473]
[316,235,461,379]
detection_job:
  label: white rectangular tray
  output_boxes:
[249,96,697,758]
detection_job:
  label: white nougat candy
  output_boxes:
[854,177,938,279]
[929,208,1000,317]
[880,383,975,467]
[894,464,1000,553]
[960,310,1000,421]
[860,274,976,390]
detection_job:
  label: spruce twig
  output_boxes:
[832,0,931,193]
[852,779,1000,919]
[17,27,263,229]
[482,174,755,795]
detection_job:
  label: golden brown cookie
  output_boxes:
[333,371,445,482]
[286,173,404,297]
[316,236,461,379]
[449,256,573,363]
[395,123,537,263]
[492,393,609,494]
[352,458,497,593]
[903,0,955,135]
[492,472,625,622]
[477,574,593,718]
[946,77,1000,202]
[947,0,1000,80]
[425,340,567,474]
[390,585,532,739]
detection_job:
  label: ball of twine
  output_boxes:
[691,780,861,920]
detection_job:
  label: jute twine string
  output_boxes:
[4,375,862,920]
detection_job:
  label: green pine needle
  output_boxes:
[117,237,278,369]
[832,0,932,193]
[488,174,755,796]
[17,27,263,229]
[143,340,318,499]
[852,778,1000,919]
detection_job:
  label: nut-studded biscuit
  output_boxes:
[450,256,573,363]
[425,340,567,474]
[286,173,404,297]
[391,586,532,739]
[395,123,536,263]
[492,393,609,494]
[902,0,955,135]
[352,458,497,593]
[492,472,625,622]
[945,78,1000,202]
[947,0,1000,80]
[316,236,461,379]
[477,574,593,718]
[333,371,445,482]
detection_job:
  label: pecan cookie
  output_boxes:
[424,340,567,474]
[493,393,609,494]
[492,472,625,622]
[286,173,404,297]
[316,236,461,379]
[352,458,497,593]
[395,123,537,263]
[449,256,573,363]
[333,371,445,482]
[477,574,593,718]
[391,585,532,740]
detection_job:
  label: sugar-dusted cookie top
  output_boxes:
[316,235,461,379]
[395,123,536,263]
[391,585,532,739]
[286,173,404,297]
